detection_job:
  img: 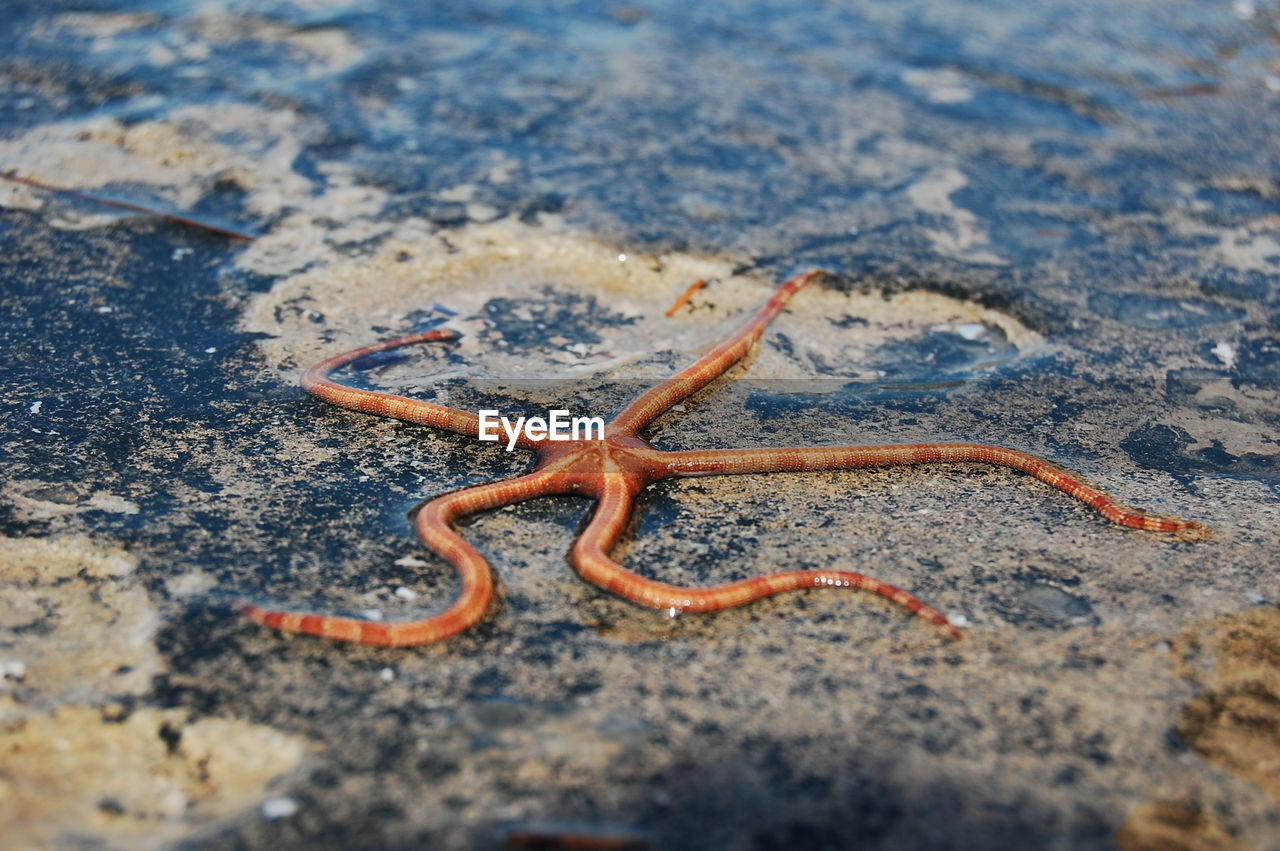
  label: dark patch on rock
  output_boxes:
[478,287,638,351]
[1122,423,1280,482]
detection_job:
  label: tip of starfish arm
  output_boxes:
[1174,521,1212,543]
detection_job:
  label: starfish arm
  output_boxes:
[241,471,556,646]
[608,269,829,434]
[302,329,540,449]
[570,479,962,639]
[663,444,1209,539]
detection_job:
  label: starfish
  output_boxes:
[241,270,1207,646]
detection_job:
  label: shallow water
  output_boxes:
[1,1,1278,849]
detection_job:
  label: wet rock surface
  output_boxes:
[1,1,1278,848]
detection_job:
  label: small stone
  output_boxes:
[29,401,41,414]
[394,586,418,601]
[946,613,971,628]
[1022,583,1093,622]
[0,660,26,681]
[394,556,429,568]
[956,323,986,341]
[261,797,298,820]
[379,668,395,683]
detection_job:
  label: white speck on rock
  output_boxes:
[956,323,986,341]
[946,612,971,628]
[465,202,500,222]
[1210,341,1237,369]
[261,797,298,820]
[379,667,395,683]
[0,660,26,681]
[29,401,41,414]
[394,586,418,601]
[394,556,428,568]
[361,609,384,622]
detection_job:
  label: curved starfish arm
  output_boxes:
[301,329,540,449]
[608,269,829,434]
[570,480,962,639]
[240,471,558,646]
[663,444,1209,539]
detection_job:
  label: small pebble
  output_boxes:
[0,660,26,681]
[1210,341,1237,369]
[29,401,41,415]
[96,305,113,314]
[394,556,429,568]
[394,586,418,601]
[379,668,396,683]
[956,323,986,341]
[261,797,298,820]
[946,612,971,628]
[204,347,217,354]
[361,609,384,622]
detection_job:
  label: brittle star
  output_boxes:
[241,270,1207,646]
